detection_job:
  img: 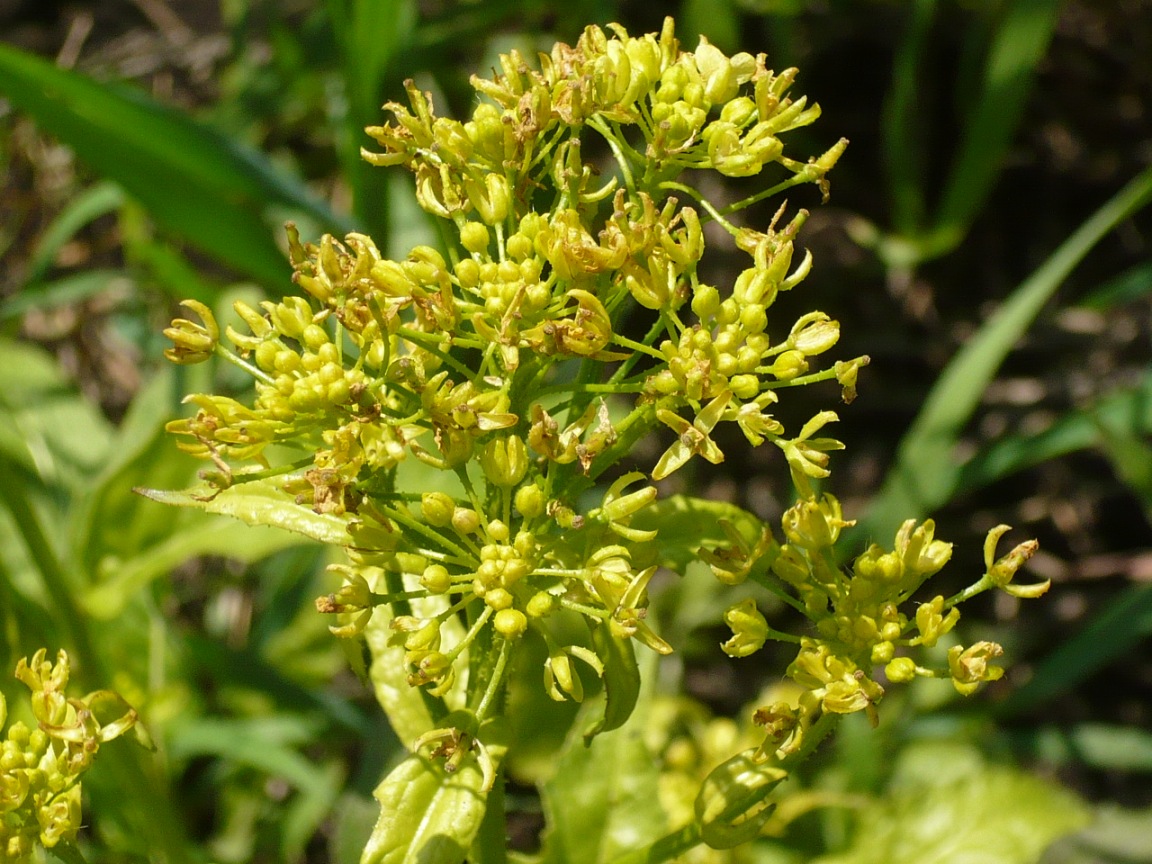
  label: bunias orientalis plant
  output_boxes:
[153,18,1049,863]
[0,651,140,863]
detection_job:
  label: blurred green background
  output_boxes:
[1,1,1150,861]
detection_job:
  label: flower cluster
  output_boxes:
[162,18,863,732]
[152,19,1058,861]
[157,25,1049,836]
[1,650,139,862]
[713,495,1049,758]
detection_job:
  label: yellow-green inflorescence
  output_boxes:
[1,650,139,862]
[161,17,1047,779]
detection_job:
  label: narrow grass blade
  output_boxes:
[0,44,349,288]
[953,367,1152,496]
[996,583,1152,717]
[1077,259,1152,310]
[929,0,1063,255]
[855,164,1152,547]
[326,0,416,234]
[882,0,937,236]
[24,181,124,283]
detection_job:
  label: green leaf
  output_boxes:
[82,514,315,618]
[813,742,1089,864]
[136,476,351,544]
[583,621,641,744]
[326,0,416,233]
[631,495,763,574]
[881,0,936,236]
[541,658,666,864]
[0,270,134,321]
[996,583,1152,718]
[953,368,1152,497]
[1044,804,1152,864]
[929,0,1063,255]
[1013,723,1152,773]
[0,337,113,488]
[0,43,350,289]
[24,181,124,283]
[362,752,490,864]
[856,164,1152,548]
[1077,259,1152,310]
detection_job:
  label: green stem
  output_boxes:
[589,115,637,195]
[758,365,841,390]
[213,343,275,386]
[378,503,473,562]
[535,381,646,399]
[474,637,512,721]
[659,182,741,238]
[612,333,668,361]
[718,172,812,218]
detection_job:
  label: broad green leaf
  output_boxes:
[813,742,1088,864]
[362,751,490,864]
[632,495,763,573]
[583,620,641,744]
[541,655,666,864]
[857,164,1152,548]
[0,43,350,288]
[364,567,466,746]
[330,792,384,864]
[136,476,351,544]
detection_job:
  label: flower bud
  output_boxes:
[480,435,529,487]
[729,374,759,400]
[421,564,452,595]
[527,591,557,618]
[691,284,722,321]
[885,657,918,683]
[515,483,546,519]
[721,599,769,658]
[768,350,807,380]
[494,608,528,639]
[451,507,481,535]
[459,221,490,254]
[421,492,456,527]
